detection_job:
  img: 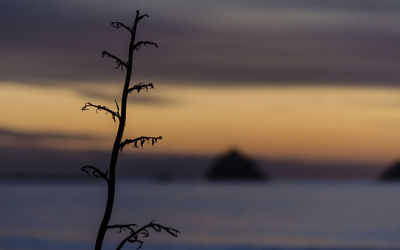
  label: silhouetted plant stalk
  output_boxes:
[81,10,179,250]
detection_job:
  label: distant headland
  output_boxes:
[381,161,400,180]
[205,149,267,181]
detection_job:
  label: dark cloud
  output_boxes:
[1,0,400,88]
[229,0,400,13]
[0,127,101,147]
[76,87,178,106]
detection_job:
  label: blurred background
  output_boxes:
[1,0,400,249]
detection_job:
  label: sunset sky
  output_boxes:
[1,0,400,178]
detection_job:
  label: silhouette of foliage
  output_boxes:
[111,22,132,33]
[134,41,159,51]
[108,221,180,250]
[81,10,178,250]
[102,51,128,71]
[120,136,163,151]
[81,101,120,122]
[81,165,109,182]
[128,82,155,94]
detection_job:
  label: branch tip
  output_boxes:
[109,221,179,250]
[82,102,120,123]
[102,51,128,71]
[114,99,120,113]
[111,22,132,33]
[134,41,158,51]
[120,136,162,151]
[81,165,108,182]
[128,82,155,94]
[135,10,149,21]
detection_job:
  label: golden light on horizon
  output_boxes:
[1,82,400,164]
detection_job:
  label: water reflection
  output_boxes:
[1,182,400,249]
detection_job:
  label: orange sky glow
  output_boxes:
[2,82,400,165]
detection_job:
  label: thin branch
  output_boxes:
[135,10,149,23]
[108,221,180,250]
[138,13,149,22]
[131,10,149,33]
[102,51,128,71]
[128,83,154,94]
[82,102,120,123]
[134,41,158,51]
[111,22,132,33]
[81,165,109,182]
[108,224,137,233]
[114,99,120,113]
[120,136,162,151]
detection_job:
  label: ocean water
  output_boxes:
[1,181,400,250]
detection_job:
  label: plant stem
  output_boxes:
[94,12,139,250]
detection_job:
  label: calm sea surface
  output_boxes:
[1,181,400,250]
